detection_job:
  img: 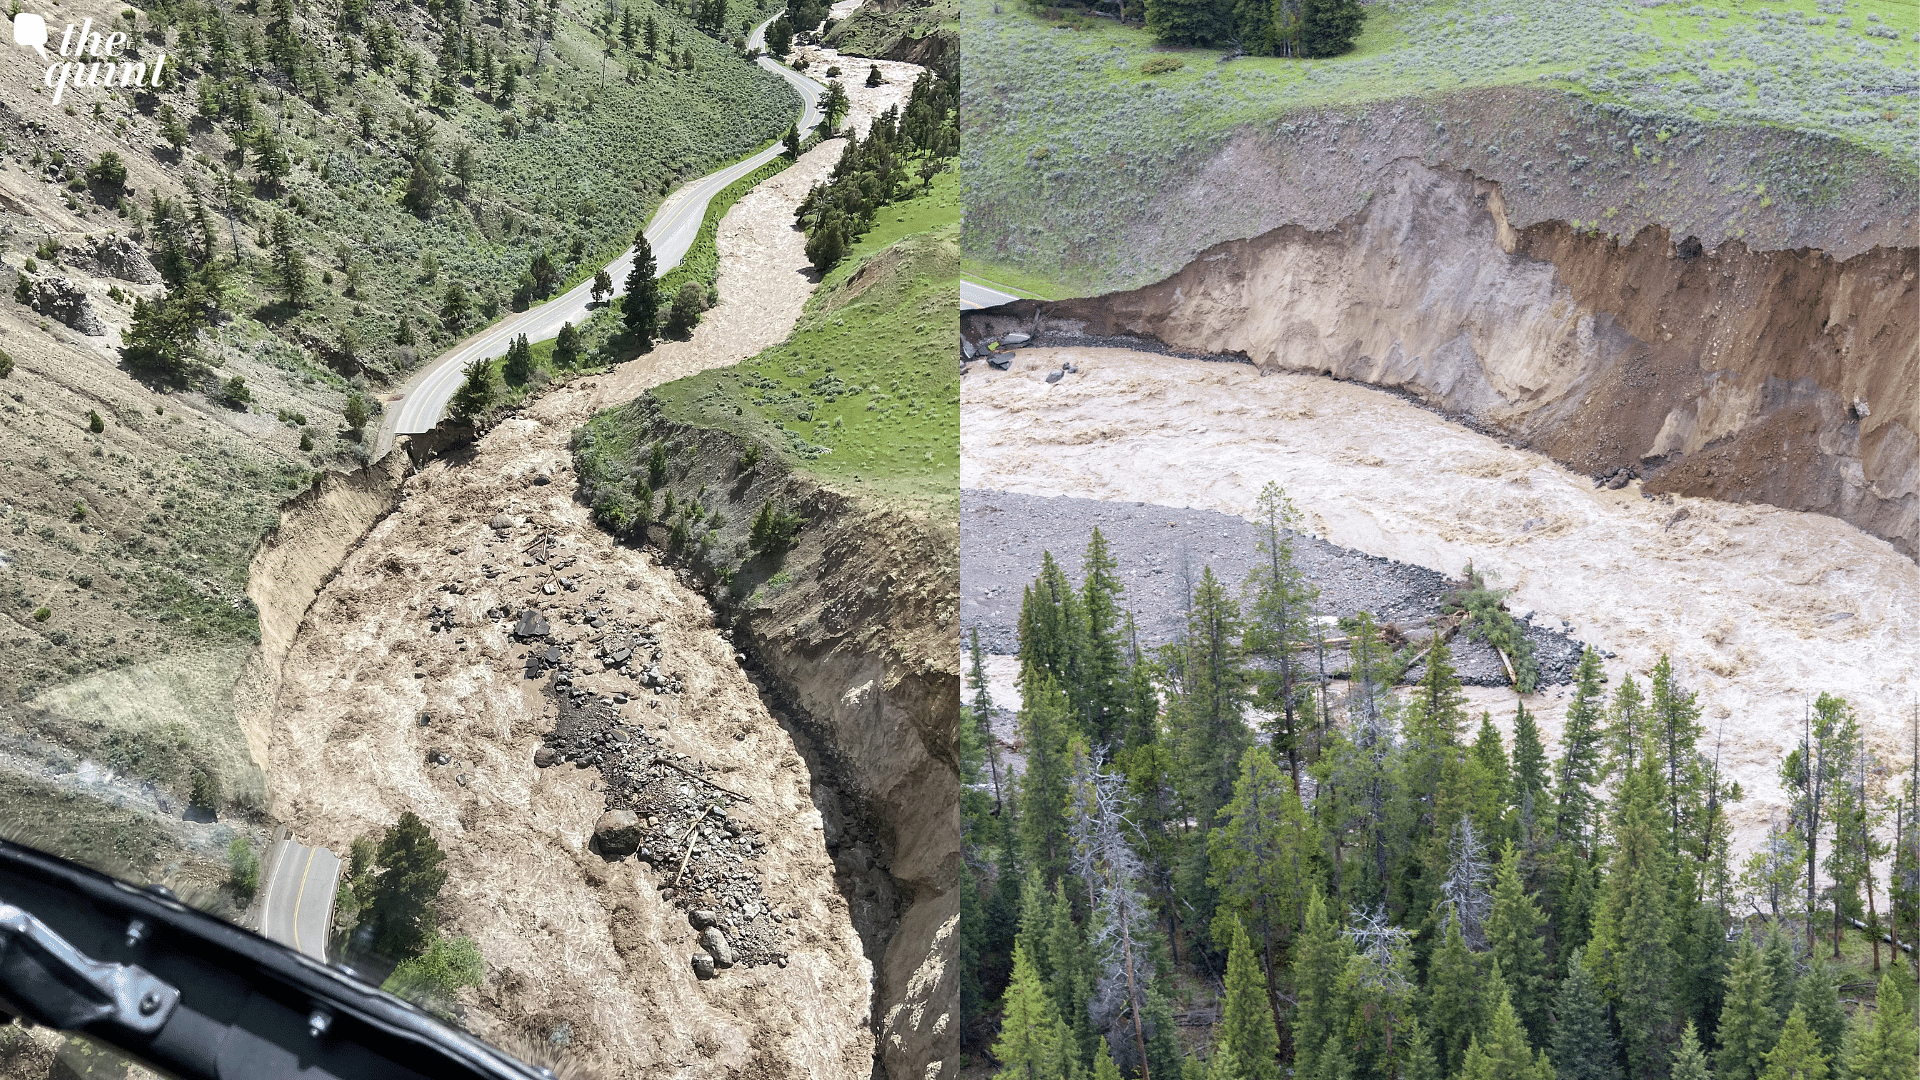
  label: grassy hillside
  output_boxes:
[962,0,1918,290]
[0,0,799,875]
[582,169,960,510]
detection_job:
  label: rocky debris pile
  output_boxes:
[19,275,104,335]
[538,689,794,974]
[67,234,160,284]
[1594,464,1642,490]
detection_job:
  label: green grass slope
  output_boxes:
[623,170,959,503]
[963,0,1919,292]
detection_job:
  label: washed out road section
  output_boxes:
[379,14,825,453]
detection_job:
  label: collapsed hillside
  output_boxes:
[826,0,958,69]
[963,161,1917,560]
[962,0,1918,293]
[0,0,797,872]
[575,212,960,1080]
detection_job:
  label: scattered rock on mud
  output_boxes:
[962,489,1586,687]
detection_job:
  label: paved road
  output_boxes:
[376,16,826,455]
[258,838,342,962]
[960,279,1023,310]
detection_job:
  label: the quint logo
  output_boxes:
[11,11,167,106]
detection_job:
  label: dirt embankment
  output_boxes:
[965,160,1917,559]
[577,408,960,1080]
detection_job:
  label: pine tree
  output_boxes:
[1019,669,1077,887]
[269,213,309,305]
[1175,566,1250,830]
[1511,701,1549,823]
[1761,921,1800,1025]
[502,333,534,385]
[1247,482,1318,784]
[1145,0,1229,46]
[1489,841,1548,1044]
[1648,655,1705,855]
[1298,0,1364,56]
[1220,916,1282,1079]
[783,123,801,160]
[1144,984,1186,1080]
[1044,880,1095,1064]
[1793,959,1845,1063]
[370,812,448,957]
[995,945,1071,1080]
[1017,551,1087,716]
[1081,528,1129,747]
[1473,711,1513,816]
[1402,1015,1443,1080]
[1669,1022,1711,1080]
[623,229,659,348]
[1554,649,1609,847]
[1841,973,1918,1080]
[1209,745,1316,1027]
[1093,1039,1122,1080]
[1715,931,1778,1080]
[1757,1005,1828,1080]
[1457,985,1549,1080]
[1290,888,1349,1080]
[447,357,497,420]
[1428,920,1484,1076]
[1585,757,1679,1080]
[1551,949,1623,1080]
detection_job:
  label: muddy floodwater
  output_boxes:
[961,346,1920,854]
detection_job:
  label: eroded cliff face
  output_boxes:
[973,160,1917,558]
[574,411,961,1080]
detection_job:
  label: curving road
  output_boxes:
[258,837,342,962]
[377,16,825,455]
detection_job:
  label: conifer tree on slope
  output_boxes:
[1761,920,1800,1028]
[1841,973,1919,1080]
[1247,481,1318,786]
[1714,930,1779,1080]
[1017,668,1077,887]
[1793,958,1846,1064]
[1044,878,1096,1065]
[1510,699,1550,837]
[1584,755,1679,1080]
[1220,916,1282,1080]
[1553,649,1609,847]
[994,944,1083,1080]
[1427,919,1484,1076]
[1457,983,1551,1080]
[1488,840,1548,1044]
[1018,552,1087,720]
[1289,887,1350,1080]
[1669,1022,1711,1080]
[1550,949,1622,1080]
[1081,528,1130,747]
[1173,566,1249,832]
[623,228,659,348]
[1757,1005,1829,1080]
[1209,745,1316,1036]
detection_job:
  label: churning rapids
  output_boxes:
[961,346,1919,856]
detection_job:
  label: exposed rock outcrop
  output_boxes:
[20,275,104,335]
[68,234,161,284]
[965,161,1917,559]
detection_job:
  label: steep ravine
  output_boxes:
[963,160,1917,559]
[577,410,959,1080]
[242,64,953,1079]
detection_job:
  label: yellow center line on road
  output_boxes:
[289,846,317,956]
